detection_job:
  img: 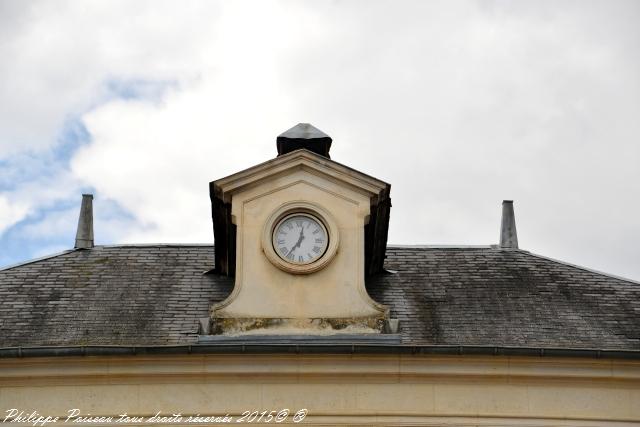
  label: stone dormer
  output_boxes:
[208,124,391,335]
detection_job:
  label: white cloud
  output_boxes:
[0,163,83,238]
[16,206,77,240]
[0,194,29,235]
[71,1,303,242]
[0,0,216,156]
[1,1,639,280]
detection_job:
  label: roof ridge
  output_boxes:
[387,244,496,249]
[0,249,79,273]
[98,243,214,248]
[523,250,640,286]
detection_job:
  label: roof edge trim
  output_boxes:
[1,344,639,360]
[0,249,78,273]
[524,250,640,286]
[98,244,215,248]
[386,244,495,249]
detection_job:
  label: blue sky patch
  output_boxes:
[0,79,171,269]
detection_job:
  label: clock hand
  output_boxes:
[287,227,305,256]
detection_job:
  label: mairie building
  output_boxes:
[1,124,639,426]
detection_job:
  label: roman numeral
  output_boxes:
[296,221,302,228]
[277,239,285,245]
[315,238,323,244]
[312,229,320,235]
[287,223,293,230]
[286,252,294,261]
[279,247,288,254]
[298,255,303,262]
[312,246,321,253]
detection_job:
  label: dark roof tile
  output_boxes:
[1,245,638,349]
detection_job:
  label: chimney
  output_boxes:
[499,200,518,249]
[276,123,332,158]
[75,194,94,249]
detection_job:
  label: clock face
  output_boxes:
[272,213,328,265]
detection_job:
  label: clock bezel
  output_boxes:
[262,201,339,275]
[272,212,329,265]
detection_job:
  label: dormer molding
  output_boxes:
[213,149,388,205]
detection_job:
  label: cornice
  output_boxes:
[212,149,389,204]
[2,353,640,387]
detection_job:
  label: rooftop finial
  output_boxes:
[500,200,518,249]
[75,194,94,249]
[276,123,332,158]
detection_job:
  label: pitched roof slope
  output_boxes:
[0,246,233,347]
[1,245,638,349]
[368,247,640,349]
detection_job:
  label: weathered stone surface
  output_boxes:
[500,200,518,249]
[74,194,94,249]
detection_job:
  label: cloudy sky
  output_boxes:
[1,0,639,280]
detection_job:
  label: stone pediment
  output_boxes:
[212,149,388,206]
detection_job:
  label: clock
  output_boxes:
[262,202,339,274]
[272,213,328,265]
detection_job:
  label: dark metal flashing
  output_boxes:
[210,187,235,276]
[365,182,391,276]
[197,334,402,345]
[1,344,640,360]
[277,123,332,158]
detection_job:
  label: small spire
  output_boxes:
[500,200,518,249]
[75,194,94,249]
[276,123,332,158]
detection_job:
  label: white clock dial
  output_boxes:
[272,213,328,265]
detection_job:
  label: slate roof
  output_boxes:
[1,245,639,349]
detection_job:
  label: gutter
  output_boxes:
[1,344,640,360]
